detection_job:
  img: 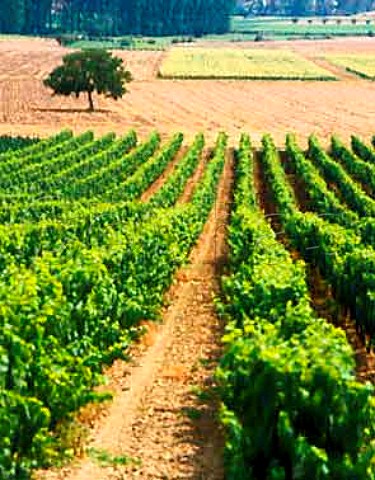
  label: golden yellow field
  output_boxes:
[326,54,375,79]
[159,47,336,80]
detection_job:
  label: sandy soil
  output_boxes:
[0,37,374,147]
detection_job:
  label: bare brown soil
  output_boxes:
[0,37,374,147]
[36,148,233,480]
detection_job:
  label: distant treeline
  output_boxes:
[0,0,235,36]
[236,0,375,16]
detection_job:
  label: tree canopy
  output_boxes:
[43,49,132,111]
[0,0,373,36]
[0,0,235,36]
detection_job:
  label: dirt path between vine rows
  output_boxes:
[140,145,188,202]
[177,148,212,204]
[36,150,233,480]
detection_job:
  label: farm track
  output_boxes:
[140,145,188,202]
[177,148,212,204]
[306,56,360,81]
[255,149,375,383]
[279,150,311,213]
[37,148,233,480]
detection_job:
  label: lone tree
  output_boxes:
[43,49,132,111]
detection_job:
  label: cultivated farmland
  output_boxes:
[0,129,374,479]
[1,35,375,480]
[230,15,375,40]
[158,47,336,80]
[0,38,374,145]
[326,53,375,79]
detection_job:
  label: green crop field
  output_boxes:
[231,15,375,39]
[326,54,375,79]
[62,35,179,51]
[158,47,336,80]
[1,129,375,478]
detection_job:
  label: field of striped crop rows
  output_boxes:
[1,130,375,479]
[326,54,375,79]
[159,48,337,80]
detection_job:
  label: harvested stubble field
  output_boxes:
[0,37,374,146]
[158,47,336,80]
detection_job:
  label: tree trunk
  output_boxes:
[88,90,94,111]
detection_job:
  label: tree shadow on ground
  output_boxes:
[31,107,110,113]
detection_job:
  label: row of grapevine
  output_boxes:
[217,134,375,479]
[331,136,375,197]
[101,133,184,202]
[351,135,375,164]
[150,133,205,208]
[2,131,108,192]
[261,134,297,215]
[0,130,73,177]
[0,132,227,479]
[308,136,375,217]
[66,131,160,200]
[0,135,39,154]
[261,136,375,347]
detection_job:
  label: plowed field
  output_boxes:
[0,37,374,146]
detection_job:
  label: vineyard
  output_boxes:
[1,130,375,479]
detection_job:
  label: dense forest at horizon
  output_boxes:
[0,0,235,36]
[236,0,375,16]
[0,0,374,37]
